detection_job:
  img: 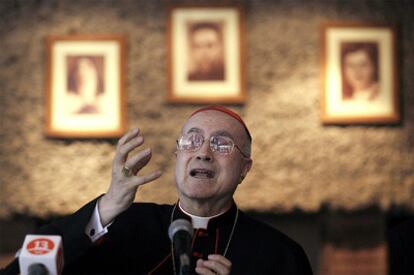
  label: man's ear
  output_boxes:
[239,158,252,184]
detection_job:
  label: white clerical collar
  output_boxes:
[178,202,227,229]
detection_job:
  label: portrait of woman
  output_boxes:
[321,24,398,124]
[66,55,105,114]
[340,42,379,101]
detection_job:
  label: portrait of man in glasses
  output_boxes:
[2,106,312,275]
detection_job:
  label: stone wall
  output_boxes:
[0,0,413,218]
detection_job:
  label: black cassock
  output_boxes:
[2,197,313,275]
[389,218,414,275]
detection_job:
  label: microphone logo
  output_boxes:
[26,238,55,255]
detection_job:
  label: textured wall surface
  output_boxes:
[0,0,413,218]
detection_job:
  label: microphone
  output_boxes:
[168,219,193,275]
[27,264,48,275]
[18,235,64,275]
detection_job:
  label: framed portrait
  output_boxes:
[321,23,399,124]
[168,6,245,104]
[45,34,127,138]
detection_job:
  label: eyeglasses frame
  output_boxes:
[176,134,250,159]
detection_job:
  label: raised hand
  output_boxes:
[98,128,162,226]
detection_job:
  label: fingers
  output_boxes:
[118,128,140,146]
[206,255,231,268]
[115,129,163,186]
[196,255,232,275]
[129,170,162,188]
[114,128,144,164]
[124,148,152,174]
[119,136,144,159]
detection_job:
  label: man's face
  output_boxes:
[175,111,252,205]
[191,28,223,73]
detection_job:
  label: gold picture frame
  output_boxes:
[321,22,399,124]
[45,34,127,138]
[168,5,245,104]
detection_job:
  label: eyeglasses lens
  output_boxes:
[178,133,234,155]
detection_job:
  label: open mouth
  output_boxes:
[190,169,215,179]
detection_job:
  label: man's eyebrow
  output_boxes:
[212,130,234,139]
[185,128,234,139]
[186,127,203,134]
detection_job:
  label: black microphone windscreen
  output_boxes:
[28,263,48,275]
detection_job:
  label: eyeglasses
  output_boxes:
[176,132,249,158]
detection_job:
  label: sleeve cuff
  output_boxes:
[85,199,112,242]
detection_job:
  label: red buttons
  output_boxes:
[192,251,203,258]
[197,230,208,237]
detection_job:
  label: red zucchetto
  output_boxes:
[190,106,252,141]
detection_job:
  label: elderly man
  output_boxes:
[2,106,312,275]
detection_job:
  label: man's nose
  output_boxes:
[196,141,213,162]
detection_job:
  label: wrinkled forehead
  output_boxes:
[181,110,247,142]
